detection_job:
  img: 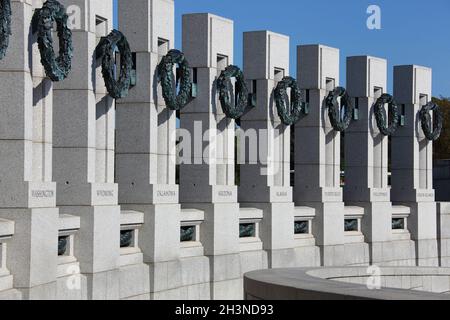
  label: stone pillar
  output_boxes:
[0,0,59,299]
[180,13,241,299]
[0,218,21,299]
[116,0,181,299]
[239,31,294,268]
[295,45,345,266]
[53,0,120,299]
[437,202,450,266]
[345,56,392,263]
[392,65,438,266]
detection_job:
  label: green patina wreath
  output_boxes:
[180,226,195,242]
[158,49,192,110]
[57,236,68,256]
[217,65,252,119]
[274,76,307,126]
[120,230,133,248]
[96,29,132,99]
[34,0,73,81]
[419,102,443,141]
[374,93,400,136]
[0,0,12,60]
[325,87,354,132]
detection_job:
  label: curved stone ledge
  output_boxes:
[244,267,450,300]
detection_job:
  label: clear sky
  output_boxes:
[113,0,450,97]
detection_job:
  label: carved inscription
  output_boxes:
[97,190,114,197]
[32,190,54,198]
[218,191,233,197]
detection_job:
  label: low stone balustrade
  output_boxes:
[239,207,267,279]
[179,208,210,299]
[0,218,20,299]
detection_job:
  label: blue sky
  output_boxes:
[113,0,450,97]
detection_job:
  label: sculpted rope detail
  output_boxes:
[325,87,354,132]
[96,30,133,99]
[274,76,307,126]
[374,93,399,136]
[158,49,192,110]
[0,0,11,59]
[419,102,443,141]
[34,0,73,81]
[217,65,251,119]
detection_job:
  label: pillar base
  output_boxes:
[85,270,120,300]
[120,203,181,299]
[148,259,182,300]
[207,253,242,300]
[0,288,22,300]
[268,248,297,269]
[320,244,346,266]
[370,240,416,266]
[416,239,439,266]
[18,281,56,300]
[56,273,88,300]
[403,201,439,266]
[344,242,370,266]
[0,207,58,293]
[300,201,345,266]
[179,256,211,300]
[59,204,121,299]
[119,262,150,300]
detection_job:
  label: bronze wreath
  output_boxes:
[274,76,307,126]
[158,49,193,110]
[325,87,354,132]
[374,93,399,136]
[96,29,133,99]
[34,0,73,81]
[217,65,251,119]
[419,102,443,141]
